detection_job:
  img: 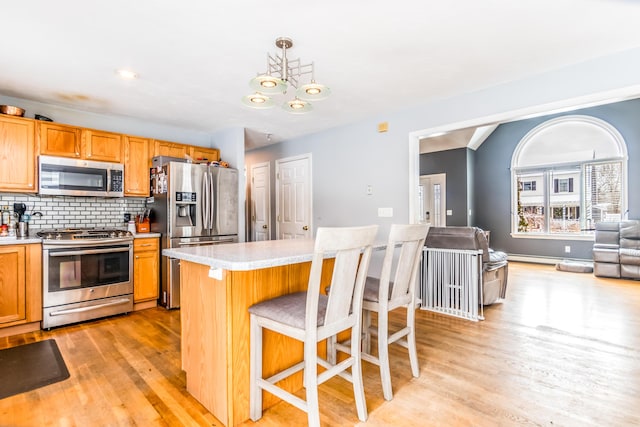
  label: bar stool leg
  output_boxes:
[249,314,263,421]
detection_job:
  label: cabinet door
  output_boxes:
[191,146,220,162]
[154,139,189,159]
[0,245,26,325]
[38,122,82,158]
[0,116,36,192]
[133,238,159,302]
[83,129,123,162]
[124,136,151,197]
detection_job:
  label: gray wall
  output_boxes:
[473,98,640,259]
[419,148,470,226]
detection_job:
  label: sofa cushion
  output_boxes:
[595,221,622,232]
[595,230,620,246]
[621,263,640,279]
[620,248,640,265]
[594,262,620,278]
[619,220,640,239]
[593,247,620,263]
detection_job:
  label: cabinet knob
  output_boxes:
[135,255,140,259]
[28,183,33,187]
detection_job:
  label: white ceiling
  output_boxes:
[2,0,640,150]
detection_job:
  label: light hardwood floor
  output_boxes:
[1,262,639,426]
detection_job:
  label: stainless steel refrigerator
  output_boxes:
[149,159,238,308]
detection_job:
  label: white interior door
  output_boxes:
[250,162,270,241]
[276,154,312,239]
[420,173,446,227]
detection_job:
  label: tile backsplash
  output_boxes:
[0,193,147,230]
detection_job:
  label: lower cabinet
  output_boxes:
[0,244,42,331]
[133,237,160,306]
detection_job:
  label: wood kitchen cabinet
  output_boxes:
[133,237,159,307]
[190,146,220,162]
[0,115,37,193]
[38,121,82,158]
[123,136,150,197]
[82,129,123,163]
[154,139,190,159]
[0,244,42,335]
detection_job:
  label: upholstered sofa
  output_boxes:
[593,220,640,279]
[424,226,509,305]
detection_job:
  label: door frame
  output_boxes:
[275,153,313,239]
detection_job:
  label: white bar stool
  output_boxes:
[331,223,429,401]
[249,225,378,426]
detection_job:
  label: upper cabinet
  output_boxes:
[124,136,150,197]
[0,115,37,193]
[39,123,123,162]
[38,122,82,158]
[154,139,190,159]
[191,146,220,162]
[83,129,123,163]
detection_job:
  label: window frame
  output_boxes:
[511,115,628,240]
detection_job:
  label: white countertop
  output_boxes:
[0,236,42,245]
[163,239,386,271]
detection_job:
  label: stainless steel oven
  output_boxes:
[40,228,134,328]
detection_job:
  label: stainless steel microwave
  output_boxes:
[39,155,124,197]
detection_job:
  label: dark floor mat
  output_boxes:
[0,339,70,399]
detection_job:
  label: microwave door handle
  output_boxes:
[106,168,111,193]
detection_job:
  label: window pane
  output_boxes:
[549,169,581,233]
[585,161,623,228]
[516,174,545,233]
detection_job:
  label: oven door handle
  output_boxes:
[49,247,131,257]
[48,297,132,316]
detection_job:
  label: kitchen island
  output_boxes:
[163,239,347,427]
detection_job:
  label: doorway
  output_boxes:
[419,173,446,227]
[250,162,271,241]
[276,154,312,239]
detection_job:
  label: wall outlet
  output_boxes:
[446,209,453,216]
[378,207,393,217]
[564,245,571,253]
[366,185,373,195]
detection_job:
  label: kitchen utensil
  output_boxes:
[0,105,25,117]
[34,114,53,121]
[17,222,28,237]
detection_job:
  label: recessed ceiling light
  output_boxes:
[116,69,138,80]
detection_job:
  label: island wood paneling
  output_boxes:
[179,257,335,427]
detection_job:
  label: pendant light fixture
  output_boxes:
[242,37,330,114]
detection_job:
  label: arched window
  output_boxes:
[511,115,627,237]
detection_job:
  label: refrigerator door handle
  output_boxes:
[202,170,210,231]
[211,169,218,233]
